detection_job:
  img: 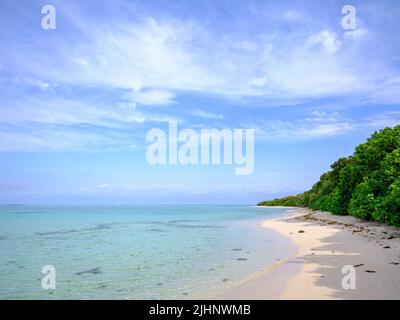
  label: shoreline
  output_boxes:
[219,208,400,299]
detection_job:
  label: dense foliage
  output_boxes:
[258,126,400,226]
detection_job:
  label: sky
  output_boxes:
[0,0,400,204]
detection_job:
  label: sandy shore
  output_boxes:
[219,208,400,300]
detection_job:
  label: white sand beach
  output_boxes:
[219,208,400,300]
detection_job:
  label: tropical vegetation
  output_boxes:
[258,126,400,226]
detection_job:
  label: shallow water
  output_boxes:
[0,205,295,299]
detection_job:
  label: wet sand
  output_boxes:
[219,208,400,299]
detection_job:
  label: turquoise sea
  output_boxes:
[0,205,295,299]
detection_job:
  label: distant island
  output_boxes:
[258,126,400,226]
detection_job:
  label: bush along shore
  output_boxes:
[258,126,400,226]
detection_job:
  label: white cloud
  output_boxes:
[0,127,134,152]
[0,97,147,128]
[366,111,400,128]
[190,109,224,119]
[248,78,267,87]
[56,18,217,93]
[128,89,175,106]
[247,109,400,142]
[71,57,89,67]
[344,28,368,41]
[0,95,183,151]
[305,110,340,123]
[283,10,302,21]
[97,184,110,190]
[251,120,353,141]
[245,110,354,141]
[307,31,342,54]
[1,3,400,153]
[7,14,399,103]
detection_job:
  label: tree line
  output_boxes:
[258,126,400,226]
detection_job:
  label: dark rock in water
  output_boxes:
[383,245,391,249]
[222,278,229,282]
[182,292,188,296]
[75,267,102,276]
[298,230,305,233]
[147,228,166,232]
[389,262,399,265]
[156,282,163,286]
[236,258,248,261]
[169,219,197,223]
[365,270,376,273]
[354,264,364,267]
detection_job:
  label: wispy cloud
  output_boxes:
[0,92,182,151]
[127,89,175,106]
[246,110,400,142]
[306,31,342,54]
[344,28,368,41]
[248,118,353,142]
[0,0,400,152]
[366,111,400,129]
[2,3,399,103]
[190,109,224,119]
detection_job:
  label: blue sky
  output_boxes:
[0,0,400,204]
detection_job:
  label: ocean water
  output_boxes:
[0,205,295,299]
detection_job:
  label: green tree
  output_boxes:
[257,126,400,226]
